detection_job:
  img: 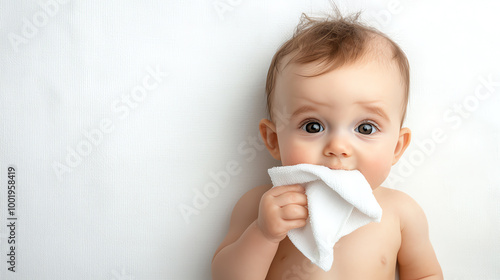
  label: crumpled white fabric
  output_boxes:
[268,164,383,271]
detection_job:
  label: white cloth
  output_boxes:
[268,164,383,271]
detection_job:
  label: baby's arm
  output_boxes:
[397,192,443,280]
[211,184,308,280]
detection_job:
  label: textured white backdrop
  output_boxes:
[0,0,499,279]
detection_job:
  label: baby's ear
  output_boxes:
[392,127,411,165]
[259,119,281,160]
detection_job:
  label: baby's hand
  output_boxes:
[256,184,308,244]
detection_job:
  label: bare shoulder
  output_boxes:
[212,184,272,261]
[236,184,272,216]
[375,186,428,231]
[228,184,272,227]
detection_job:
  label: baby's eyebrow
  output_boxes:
[356,101,390,122]
[291,102,391,122]
[291,105,317,118]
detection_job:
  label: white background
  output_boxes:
[1,0,499,279]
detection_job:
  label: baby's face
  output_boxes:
[269,57,409,189]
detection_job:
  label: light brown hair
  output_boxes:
[265,11,410,127]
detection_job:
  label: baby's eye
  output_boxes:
[301,121,324,133]
[355,123,378,135]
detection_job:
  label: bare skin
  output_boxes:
[212,183,441,280]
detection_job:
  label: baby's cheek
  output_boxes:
[280,140,315,166]
[361,153,393,189]
[281,147,308,166]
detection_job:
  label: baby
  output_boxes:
[212,11,443,280]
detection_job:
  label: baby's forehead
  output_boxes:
[273,47,406,119]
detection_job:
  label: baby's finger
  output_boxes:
[284,218,308,230]
[274,191,308,207]
[280,204,309,220]
[268,184,305,197]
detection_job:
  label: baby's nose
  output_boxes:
[323,133,352,158]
